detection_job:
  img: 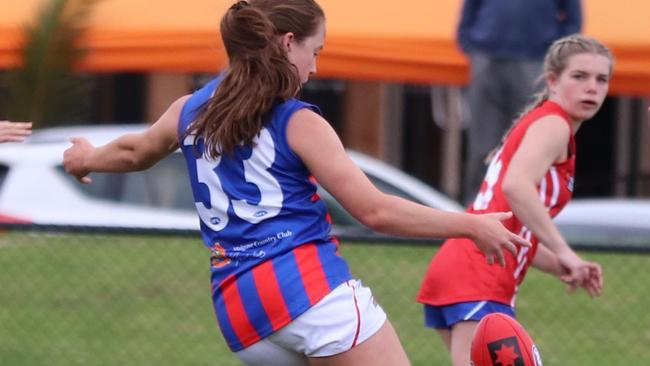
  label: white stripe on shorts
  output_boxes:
[463,300,488,320]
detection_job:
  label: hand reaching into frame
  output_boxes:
[0,121,32,143]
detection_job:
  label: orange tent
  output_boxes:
[1,0,649,95]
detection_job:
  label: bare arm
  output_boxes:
[287,109,530,266]
[63,95,190,183]
[0,121,32,143]
[502,115,587,280]
[533,244,603,296]
[532,244,564,276]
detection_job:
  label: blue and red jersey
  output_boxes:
[178,76,352,351]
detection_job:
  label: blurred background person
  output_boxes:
[459,0,582,203]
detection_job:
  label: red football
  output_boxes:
[470,313,543,366]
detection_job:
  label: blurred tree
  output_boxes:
[1,0,98,128]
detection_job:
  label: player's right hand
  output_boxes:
[63,137,94,184]
[470,211,531,267]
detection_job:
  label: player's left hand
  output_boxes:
[561,260,603,297]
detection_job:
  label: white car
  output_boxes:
[1,124,648,246]
[0,125,198,230]
[554,199,650,246]
[0,124,461,233]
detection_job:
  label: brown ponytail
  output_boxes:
[186,0,324,159]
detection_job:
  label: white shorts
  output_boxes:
[235,279,387,366]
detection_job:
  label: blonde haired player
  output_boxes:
[418,34,609,366]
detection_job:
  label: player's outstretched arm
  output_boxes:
[63,95,189,183]
[287,108,530,267]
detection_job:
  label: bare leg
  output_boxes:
[308,320,410,366]
[449,321,479,366]
[436,328,452,351]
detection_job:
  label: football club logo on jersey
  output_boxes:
[210,243,232,268]
[487,336,525,366]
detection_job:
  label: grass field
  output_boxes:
[0,231,648,365]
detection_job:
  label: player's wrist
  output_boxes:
[460,213,481,240]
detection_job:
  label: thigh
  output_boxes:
[235,337,309,366]
[436,328,452,351]
[467,54,507,116]
[466,55,511,156]
[309,320,410,366]
[514,60,544,95]
[504,60,544,118]
[450,321,479,366]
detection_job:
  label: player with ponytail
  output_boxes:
[64,1,529,364]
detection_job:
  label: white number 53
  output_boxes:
[183,128,283,231]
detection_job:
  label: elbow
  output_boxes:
[125,149,155,171]
[132,156,156,171]
[342,191,397,234]
[501,175,537,211]
[355,205,392,233]
[501,177,518,201]
[359,212,384,232]
[122,155,143,171]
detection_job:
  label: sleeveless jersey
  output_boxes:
[178,76,352,351]
[417,101,575,307]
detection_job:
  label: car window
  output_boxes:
[366,174,423,203]
[318,173,425,228]
[0,164,8,191]
[56,154,195,211]
[316,187,362,227]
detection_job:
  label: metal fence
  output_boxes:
[1,225,648,366]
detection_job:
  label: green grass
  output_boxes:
[0,232,223,366]
[0,232,648,365]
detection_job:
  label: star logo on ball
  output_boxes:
[494,343,519,366]
[488,337,525,366]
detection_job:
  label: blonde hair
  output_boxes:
[484,34,613,163]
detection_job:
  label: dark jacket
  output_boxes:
[457,0,582,60]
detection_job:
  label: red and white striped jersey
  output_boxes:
[417,100,575,307]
